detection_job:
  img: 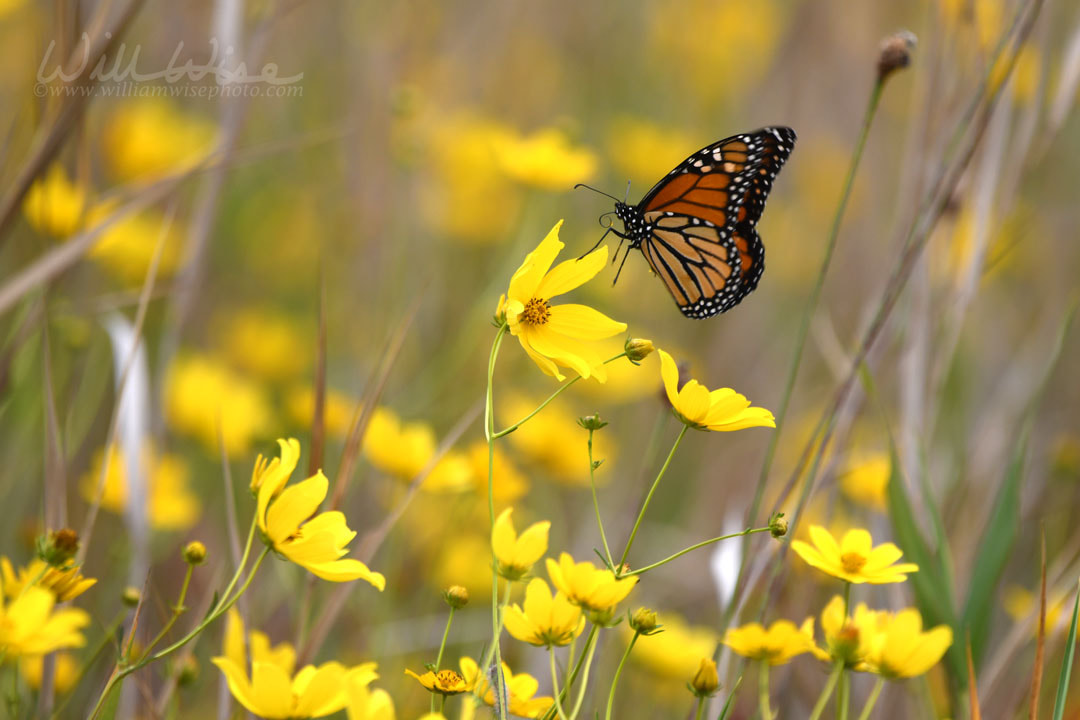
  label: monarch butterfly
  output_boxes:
[580,127,796,319]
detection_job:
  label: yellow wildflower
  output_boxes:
[216,309,310,381]
[23,165,88,237]
[102,97,217,182]
[839,452,890,512]
[723,618,817,665]
[492,508,550,580]
[503,393,614,485]
[862,608,953,678]
[253,439,385,588]
[466,441,529,503]
[1,557,96,603]
[79,444,200,531]
[606,117,695,188]
[629,613,719,681]
[363,407,471,491]
[345,672,396,720]
[812,596,889,668]
[21,652,78,693]
[213,608,376,718]
[689,658,719,697]
[0,586,89,656]
[83,205,186,283]
[460,656,555,718]
[659,350,775,431]
[404,668,471,696]
[546,553,637,615]
[287,386,357,438]
[791,526,919,585]
[165,354,273,457]
[1004,584,1068,635]
[498,221,626,382]
[493,128,598,190]
[504,578,584,647]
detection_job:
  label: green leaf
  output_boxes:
[717,672,743,720]
[1051,581,1080,720]
[97,677,123,720]
[962,432,1024,667]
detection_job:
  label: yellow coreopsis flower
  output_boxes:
[465,441,529,503]
[363,407,472,492]
[23,165,88,237]
[504,578,584,647]
[21,652,78,693]
[492,508,550,580]
[287,386,357,438]
[79,444,201,531]
[102,97,217,182]
[658,350,775,431]
[253,439,385,589]
[839,452,890,512]
[1,558,96,603]
[1004,585,1069,635]
[628,613,719,681]
[811,596,889,668]
[216,309,310,381]
[497,221,626,382]
[459,656,555,718]
[346,672,396,720]
[0,586,89,657]
[82,205,186,283]
[404,668,472,696]
[213,609,377,718]
[723,618,817,665]
[862,608,953,679]
[502,393,615,486]
[492,129,598,190]
[791,526,918,585]
[546,553,638,616]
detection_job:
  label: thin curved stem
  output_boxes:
[618,424,689,571]
[837,668,850,720]
[569,628,600,720]
[431,607,456,713]
[809,663,844,720]
[539,624,598,720]
[759,662,774,720]
[549,647,571,720]
[605,633,638,720]
[587,428,614,568]
[139,564,194,659]
[855,678,885,720]
[485,322,511,720]
[623,527,770,578]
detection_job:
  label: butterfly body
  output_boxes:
[607,127,796,319]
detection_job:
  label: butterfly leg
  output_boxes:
[577,226,616,260]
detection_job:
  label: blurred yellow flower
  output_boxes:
[165,354,273,457]
[606,117,695,187]
[346,672,396,720]
[492,508,550,580]
[791,527,918,585]
[459,656,554,718]
[493,128,598,190]
[1,557,96,603]
[79,444,200,531]
[102,97,217,182]
[503,393,614,486]
[504,578,584,647]
[0,0,26,19]
[572,338,657,405]
[82,205,186,283]
[23,165,88,237]
[862,608,953,679]
[689,658,719,697]
[253,438,385,588]
[404,668,471,696]
[466,441,529,503]
[363,407,471,492]
[216,309,310,381]
[1004,585,1068,635]
[21,652,78,693]
[498,220,626,382]
[628,613,719,681]
[723,618,816,665]
[213,608,377,718]
[0,586,89,657]
[421,112,520,244]
[433,533,497,597]
[546,553,637,615]
[658,349,775,431]
[287,385,357,438]
[839,452,890,512]
[812,596,887,668]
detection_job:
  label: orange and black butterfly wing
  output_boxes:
[632,127,795,318]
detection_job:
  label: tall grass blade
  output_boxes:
[1051,580,1080,720]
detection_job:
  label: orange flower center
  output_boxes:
[435,669,463,690]
[841,552,867,573]
[521,297,551,325]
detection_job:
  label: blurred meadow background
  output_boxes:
[1,0,1079,718]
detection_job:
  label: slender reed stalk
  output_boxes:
[604,633,638,720]
[618,425,688,571]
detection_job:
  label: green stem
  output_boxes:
[759,662,773,720]
[49,610,127,719]
[842,582,852,616]
[624,527,770,578]
[604,633,638,720]
[140,564,194,660]
[731,75,887,631]
[492,353,627,439]
[694,696,706,720]
[618,425,689,571]
[855,678,885,720]
[431,607,456,713]
[837,669,850,720]
[808,662,844,720]
[540,625,598,720]
[485,322,511,720]
[568,627,600,720]
[549,647,571,720]
[587,428,614,568]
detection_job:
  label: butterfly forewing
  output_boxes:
[624,126,795,319]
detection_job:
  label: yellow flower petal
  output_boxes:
[534,247,609,300]
[507,221,564,303]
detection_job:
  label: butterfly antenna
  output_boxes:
[577,226,613,261]
[623,180,632,204]
[574,183,622,202]
[611,240,631,286]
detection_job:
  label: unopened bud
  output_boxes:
[577,413,608,431]
[443,585,470,609]
[37,528,79,567]
[878,30,917,82]
[769,513,788,539]
[690,658,720,697]
[122,586,141,607]
[177,655,200,686]
[630,607,659,635]
[624,338,655,363]
[182,541,207,566]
